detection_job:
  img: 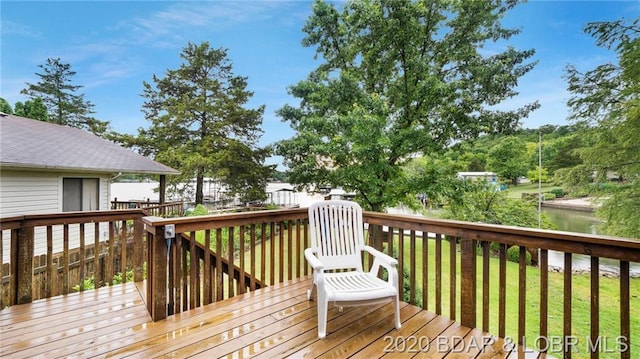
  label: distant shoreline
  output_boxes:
[541,197,599,212]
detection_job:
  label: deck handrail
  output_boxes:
[143,207,638,358]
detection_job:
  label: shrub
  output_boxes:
[188,204,209,216]
[506,246,531,265]
[542,192,556,201]
[549,187,565,198]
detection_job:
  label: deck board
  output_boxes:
[0,277,533,358]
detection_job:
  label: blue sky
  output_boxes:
[1,1,637,168]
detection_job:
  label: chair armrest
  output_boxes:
[304,248,324,271]
[363,245,398,267]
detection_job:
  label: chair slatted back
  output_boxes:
[308,200,364,272]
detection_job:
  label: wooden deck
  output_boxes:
[1,277,528,358]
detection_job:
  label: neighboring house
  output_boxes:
[457,171,498,185]
[0,113,179,257]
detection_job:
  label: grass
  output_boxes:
[504,182,558,199]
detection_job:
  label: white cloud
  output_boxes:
[1,20,41,38]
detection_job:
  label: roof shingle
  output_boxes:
[0,114,179,175]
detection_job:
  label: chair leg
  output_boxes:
[318,298,328,339]
[393,295,402,330]
[307,281,317,301]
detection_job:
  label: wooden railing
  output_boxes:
[142,208,309,320]
[144,208,639,358]
[0,209,147,308]
[111,199,184,217]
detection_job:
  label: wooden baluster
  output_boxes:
[228,226,235,298]
[181,239,188,311]
[94,222,100,286]
[270,222,275,286]
[303,220,309,276]
[287,221,293,282]
[435,233,442,315]
[189,230,198,309]
[518,246,527,346]
[620,260,630,359]
[79,223,85,291]
[540,248,549,354]
[250,224,256,291]
[216,228,223,302]
[239,226,246,294]
[482,241,490,332]
[261,223,266,286]
[279,222,284,283]
[120,220,127,277]
[499,243,507,338]
[46,226,53,298]
[296,219,301,279]
[204,229,211,304]
[409,230,416,305]
[63,224,69,295]
[398,228,405,304]
[589,256,599,358]
[422,231,428,310]
[564,252,573,359]
[106,222,114,287]
[449,236,457,321]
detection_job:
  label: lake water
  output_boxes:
[542,207,640,276]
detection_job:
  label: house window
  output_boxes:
[63,178,99,212]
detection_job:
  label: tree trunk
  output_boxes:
[195,169,204,205]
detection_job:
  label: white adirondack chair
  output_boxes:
[305,200,402,339]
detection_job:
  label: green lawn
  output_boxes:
[504,182,558,199]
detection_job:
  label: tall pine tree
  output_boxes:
[21,58,108,135]
[139,42,272,204]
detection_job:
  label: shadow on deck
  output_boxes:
[1,278,531,358]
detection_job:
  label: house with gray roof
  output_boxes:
[0,113,178,217]
[0,113,179,257]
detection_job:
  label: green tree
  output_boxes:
[564,18,640,238]
[139,42,271,205]
[0,97,12,114]
[440,180,554,230]
[21,58,108,135]
[13,97,48,121]
[276,0,538,211]
[487,136,529,185]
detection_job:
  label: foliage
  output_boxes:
[20,58,108,135]
[548,187,565,198]
[486,136,529,185]
[564,18,640,238]
[187,204,209,216]
[526,166,550,183]
[137,42,272,205]
[439,180,555,229]
[0,97,12,114]
[276,0,538,212]
[506,245,531,265]
[72,269,134,292]
[14,97,49,121]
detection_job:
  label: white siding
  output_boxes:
[1,170,112,262]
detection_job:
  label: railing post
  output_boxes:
[147,224,168,321]
[460,238,477,328]
[14,224,34,305]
